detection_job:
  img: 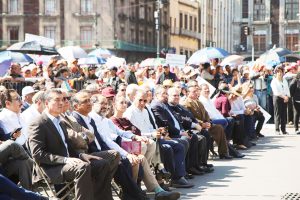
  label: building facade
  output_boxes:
[169,0,201,58]
[233,0,299,56]
[0,0,170,61]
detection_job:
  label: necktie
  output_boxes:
[89,119,110,151]
[145,107,156,129]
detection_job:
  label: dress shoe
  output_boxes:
[184,174,194,179]
[204,163,214,168]
[282,131,289,135]
[171,177,194,188]
[155,191,180,200]
[275,130,281,135]
[219,154,233,159]
[235,153,245,158]
[188,167,204,175]
[197,166,214,173]
[257,133,265,137]
[158,168,171,179]
[296,131,300,135]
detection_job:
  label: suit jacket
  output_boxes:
[28,112,78,182]
[156,72,178,85]
[167,104,198,131]
[183,97,210,124]
[60,114,95,153]
[150,100,181,138]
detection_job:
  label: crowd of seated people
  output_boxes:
[0,60,281,200]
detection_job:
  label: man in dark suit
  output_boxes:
[28,89,113,200]
[71,90,150,200]
[167,87,214,173]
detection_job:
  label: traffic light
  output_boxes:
[243,26,250,36]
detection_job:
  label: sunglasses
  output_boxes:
[139,99,147,103]
[11,96,22,102]
[63,97,71,101]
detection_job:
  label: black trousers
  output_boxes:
[254,111,265,135]
[273,96,287,132]
[293,101,300,131]
[288,98,294,123]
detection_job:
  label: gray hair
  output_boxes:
[71,90,91,107]
[86,83,100,93]
[154,85,166,96]
[125,84,139,99]
[44,89,63,101]
[32,91,46,104]
[167,87,180,96]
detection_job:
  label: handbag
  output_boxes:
[121,141,141,155]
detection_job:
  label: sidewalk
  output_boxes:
[176,124,300,200]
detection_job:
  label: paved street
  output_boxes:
[176,124,300,200]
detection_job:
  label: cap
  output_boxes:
[287,63,298,71]
[218,84,231,94]
[230,86,242,97]
[22,86,36,97]
[101,87,116,98]
[162,79,173,87]
[162,63,170,68]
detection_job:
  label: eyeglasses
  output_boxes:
[63,97,71,101]
[139,99,147,103]
[11,96,22,102]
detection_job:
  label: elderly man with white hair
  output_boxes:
[125,83,139,106]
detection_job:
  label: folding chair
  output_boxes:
[111,179,122,199]
[32,159,75,200]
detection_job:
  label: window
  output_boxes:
[44,26,56,41]
[8,0,18,14]
[147,31,152,45]
[253,35,266,52]
[130,2,135,18]
[285,0,299,20]
[242,0,249,18]
[139,30,144,44]
[8,26,19,44]
[44,0,56,15]
[81,0,92,14]
[130,28,135,43]
[253,0,266,21]
[179,13,183,29]
[194,17,197,32]
[180,48,184,55]
[184,14,188,29]
[164,34,168,47]
[139,5,145,19]
[286,34,298,51]
[189,16,193,31]
[80,26,93,47]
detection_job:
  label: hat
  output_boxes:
[218,84,231,94]
[101,87,116,98]
[36,60,43,66]
[230,86,242,97]
[162,63,170,68]
[163,79,173,87]
[243,70,250,76]
[287,63,298,71]
[22,86,36,97]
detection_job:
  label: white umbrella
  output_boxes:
[187,47,229,65]
[58,46,88,59]
[78,57,99,65]
[220,55,244,66]
[105,56,126,68]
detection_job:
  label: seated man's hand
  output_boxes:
[65,157,84,165]
[134,135,149,144]
[127,153,140,165]
[12,130,21,139]
[195,124,202,131]
[80,153,101,164]
[180,131,191,139]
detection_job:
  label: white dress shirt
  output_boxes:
[271,77,290,97]
[230,96,246,115]
[199,95,225,120]
[124,105,156,137]
[0,108,27,145]
[89,111,133,157]
[45,111,69,153]
[21,104,41,126]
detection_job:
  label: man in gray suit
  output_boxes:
[28,89,113,200]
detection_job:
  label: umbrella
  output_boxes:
[7,41,58,55]
[0,51,33,76]
[57,46,88,60]
[220,55,244,66]
[257,47,292,64]
[140,58,166,67]
[187,47,230,65]
[88,48,112,58]
[78,56,107,65]
[105,56,126,68]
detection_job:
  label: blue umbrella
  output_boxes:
[187,47,230,65]
[0,51,33,76]
[88,48,112,58]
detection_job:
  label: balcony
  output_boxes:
[170,27,201,40]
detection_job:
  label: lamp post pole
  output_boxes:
[155,0,161,58]
[94,13,101,48]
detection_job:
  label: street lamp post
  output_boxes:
[93,13,101,48]
[154,0,162,58]
[297,13,300,52]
